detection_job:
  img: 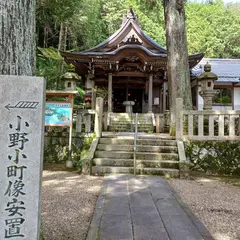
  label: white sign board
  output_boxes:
[0,76,45,240]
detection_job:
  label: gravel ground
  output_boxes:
[41,171,103,240]
[169,178,240,240]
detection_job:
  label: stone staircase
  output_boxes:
[92,135,180,177]
[109,113,154,133]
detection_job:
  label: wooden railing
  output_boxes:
[176,98,240,140]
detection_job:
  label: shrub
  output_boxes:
[185,140,240,176]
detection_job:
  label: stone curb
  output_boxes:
[165,180,214,240]
[86,177,108,240]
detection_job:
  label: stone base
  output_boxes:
[179,162,190,179]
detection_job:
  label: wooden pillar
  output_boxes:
[108,72,112,112]
[148,74,153,113]
[163,81,167,112]
[91,78,96,110]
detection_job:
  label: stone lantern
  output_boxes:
[61,64,81,91]
[198,62,218,110]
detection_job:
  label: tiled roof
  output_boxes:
[191,58,240,83]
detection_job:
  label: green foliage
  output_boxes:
[186,1,240,57]
[185,140,240,176]
[74,87,85,105]
[216,96,231,104]
[94,87,109,99]
[37,47,66,89]
[37,47,85,97]
[36,0,240,59]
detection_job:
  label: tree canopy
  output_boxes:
[36,0,240,91]
[36,0,240,58]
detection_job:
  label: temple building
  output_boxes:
[61,9,203,114]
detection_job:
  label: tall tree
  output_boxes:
[164,0,192,135]
[0,0,36,75]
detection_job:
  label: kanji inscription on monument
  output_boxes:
[0,76,46,240]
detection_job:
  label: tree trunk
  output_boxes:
[58,23,68,51]
[164,0,192,135]
[0,0,36,76]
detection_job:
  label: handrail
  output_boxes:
[133,113,138,175]
[130,102,133,132]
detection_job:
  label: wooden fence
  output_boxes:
[176,98,240,140]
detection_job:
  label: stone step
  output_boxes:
[136,160,179,169]
[109,124,154,128]
[99,138,177,146]
[93,158,179,169]
[110,120,152,123]
[110,114,152,118]
[109,128,154,132]
[93,158,133,167]
[92,166,132,174]
[136,146,177,153]
[97,144,178,153]
[136,152,178,161]
[109,128,154,133]
[95,151,133,159]
[110,125,153,129]
[95,151,178,160]
[110,122,153,125]
[110,122,153,127]
[136,168,180,177]
[92,166,179,177]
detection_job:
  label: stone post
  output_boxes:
[176,98,183,140]
[0,76,45,240]
[85,114,91,133]
[95,97,104,137]
[108,72,112,112]
[76,113,82,132]
[148,74,153,113]
[156,114,160,133]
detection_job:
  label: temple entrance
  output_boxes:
[113,88,143,113]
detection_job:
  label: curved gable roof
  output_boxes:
[82,11,167,54]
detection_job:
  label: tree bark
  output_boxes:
[58,23,68,51]
[0,0,36,76]
[164,0,192,135]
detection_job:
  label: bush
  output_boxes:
[185,140,240,176]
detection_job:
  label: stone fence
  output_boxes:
[176,98,240,141]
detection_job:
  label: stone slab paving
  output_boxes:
[87,175,213,240]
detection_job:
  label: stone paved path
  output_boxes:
[87,175,213,240]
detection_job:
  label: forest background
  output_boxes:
[36,0,240,90]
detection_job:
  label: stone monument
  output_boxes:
[0,76,46,240]
[198,62,218,110]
